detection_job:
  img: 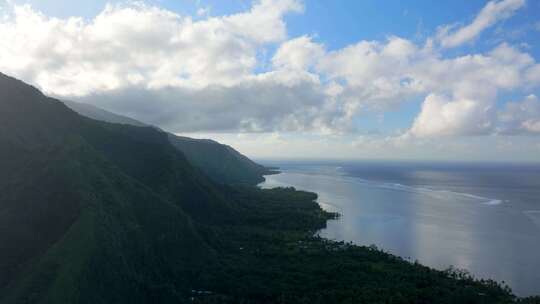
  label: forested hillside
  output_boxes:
[64,100,275,185]
[0,73,534,303]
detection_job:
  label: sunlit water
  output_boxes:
[259,160,540,296]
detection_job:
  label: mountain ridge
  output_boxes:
[63,100,276,185]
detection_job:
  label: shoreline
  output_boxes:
[259,167,540,298]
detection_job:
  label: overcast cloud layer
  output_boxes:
[1,0,540,160]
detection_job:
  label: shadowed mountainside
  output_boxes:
[0,73,228,303]
[63,100,275,185]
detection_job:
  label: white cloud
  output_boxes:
[437,0,525,48]
[76,71,328,133]
[409,94,494,137]
[223,0,303,44]
[0,0,333,134]
[498,94,540,134]
[406,43,536,137]
[312,38,537,137]
[318,37,418,88]
[0,0,302,96]
[526,64,540,85]
[316,36,423,119]
[0,0,538,142]
[196,6,210,16]
[272,35,324,70]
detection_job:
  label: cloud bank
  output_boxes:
[0,0,539,140]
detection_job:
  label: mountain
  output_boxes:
[63,101,275,185]
[0,73,227,303]
[63,100,147,127]
[0,73,528,303]
[167,134,275,185]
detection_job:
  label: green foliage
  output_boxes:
[190,187,516,304]
[517,297,540,304]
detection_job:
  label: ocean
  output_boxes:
[258,160,540,296]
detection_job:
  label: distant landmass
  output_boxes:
[63,100,148,127]
[0,72,535,303]
[63,100,276,185]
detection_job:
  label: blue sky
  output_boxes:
[2,0,540,161]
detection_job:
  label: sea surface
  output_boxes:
[258,160,540,296]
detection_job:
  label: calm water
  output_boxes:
[259,160,540,296]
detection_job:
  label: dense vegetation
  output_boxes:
[0,72,538,303]
[64,100,275,185]
[168,134,276,185]
[189,186,531,304]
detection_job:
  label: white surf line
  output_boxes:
[269,169,505,206]
[339,175,505,206]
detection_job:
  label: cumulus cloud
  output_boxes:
[0,0,302,96]
[409,94,494,137]
[317,37,422,112]
[0,0,538,139]
[406,43,537,137]
[0,0,329,133]
[310,37,538,137]
[526,64,540,85]
[437,0,525,48]
[272,35,324,70]
[498,95,540,134]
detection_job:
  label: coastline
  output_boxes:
[258,165,540,298]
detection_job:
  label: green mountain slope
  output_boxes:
[1,73,532,303]
[63,101,274,185]
[0,73,220,303]
[167,134,274,185]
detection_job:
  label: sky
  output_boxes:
[1,0,540,162]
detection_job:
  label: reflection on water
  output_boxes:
[259,162,540,296]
